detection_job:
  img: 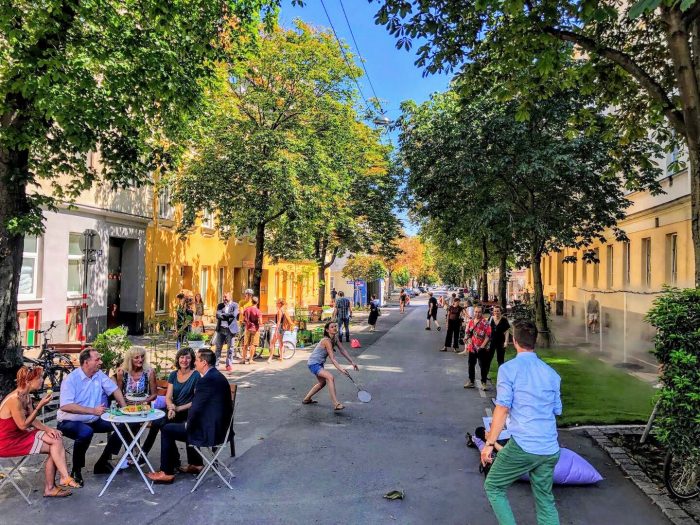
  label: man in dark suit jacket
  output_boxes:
[147,349,233,483]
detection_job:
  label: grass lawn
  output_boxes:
[496,347,656,427]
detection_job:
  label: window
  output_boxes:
[202,210,215,229]
[572,256,577,288]
[217,267,226,303]
[67,233,84,296]
[547,256,552,286]
[666,234,678,284]
[642,238,652,288]
[155,264,168,313]
[158,187,173,220]
[246,268,253,290]
[622,241,631,287]
[19,235,39,299]
[606,245,614,289]
[200,267,209,306]
[593,248,600,288]
[581,257,587,286]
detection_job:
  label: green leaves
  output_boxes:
[628,0,662,18]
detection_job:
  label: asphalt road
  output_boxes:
[1,298,670,524]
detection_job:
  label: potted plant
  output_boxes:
[186,331,209,349]
[92,326,131,375]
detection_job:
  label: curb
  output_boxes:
[584,425,698,525]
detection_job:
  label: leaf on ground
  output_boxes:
[383,490,405,500]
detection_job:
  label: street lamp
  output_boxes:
[372,115,392,127]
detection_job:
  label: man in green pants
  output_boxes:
[481,319,562,525]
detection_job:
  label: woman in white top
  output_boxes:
[303,321,358,411]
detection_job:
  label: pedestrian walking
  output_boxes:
[441,297,464,352]
[333,291,352,342]
[489,305,511,366]
[586,294,600,334]
[481,319,562,525]
[330,287,338,302]
[241,296,261,365]
[368,294,380,332]
[463,306,492,389]
[399,288,408,314]
[302,321,359,411]
[425,292,441,331]
[175,293,193,348]
[269,299,292,363]
[214,292,239,370]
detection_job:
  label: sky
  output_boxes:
[279,0,454,234]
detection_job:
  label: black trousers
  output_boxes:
[142,410,188,456]
[468,348,493,383]
[444,320,461,349]
[160,422,202,475]
[494,345,506,366]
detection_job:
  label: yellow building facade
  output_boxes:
[144,190,327,323]
[530,169,694,367]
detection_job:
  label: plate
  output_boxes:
[118,408,151,416]
[125,394,149,403]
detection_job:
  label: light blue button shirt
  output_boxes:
[495,351,562,455]
[57,368,118,423]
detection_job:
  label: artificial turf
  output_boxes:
[496,346,656,427]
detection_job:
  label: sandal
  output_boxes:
[334,403,345,411]
[58,476,82,489]
[302,399,318,405]
[44,487,72,498]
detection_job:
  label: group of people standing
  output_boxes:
[432,292,511,390]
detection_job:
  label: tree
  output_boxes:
[397,87,660,343]
[173,22,361,297]
[0,0,283,395]
[342,254,387,305]
[393,267,411,287]
[373,0,700,285]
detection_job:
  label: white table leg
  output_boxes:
[98,422,154,497]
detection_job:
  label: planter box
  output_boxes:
[187,340,206,350]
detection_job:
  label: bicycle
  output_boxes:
[641,399,699,500]
[21,321,75,393]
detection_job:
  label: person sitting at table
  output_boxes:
[57,349,127,487]
[103,347,158,466]
[0,366,81,497]
[147,349,233,483]
[141,347,199,458]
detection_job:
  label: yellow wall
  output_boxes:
[144,202,327,320]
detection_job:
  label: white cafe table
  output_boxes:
[98,409,165,497]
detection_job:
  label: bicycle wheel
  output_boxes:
[664,449,700,500]
[282,342,296,360]
[47,354,75,392]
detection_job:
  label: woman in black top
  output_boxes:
[488,305,511,365]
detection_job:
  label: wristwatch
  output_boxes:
[486,440,496,447]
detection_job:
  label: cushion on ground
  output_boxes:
[473,436,603,485]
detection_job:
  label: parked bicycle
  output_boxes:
[22,321,75,393]
[232,323,296,361]
[641,399,699,500]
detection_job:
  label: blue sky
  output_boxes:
[280,1,453,234]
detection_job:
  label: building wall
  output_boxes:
[529,170,694,367]
[144,198,327,321]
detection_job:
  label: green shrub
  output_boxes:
[186,331,208,342]
[645,287,700,464]
[92,326,131,374]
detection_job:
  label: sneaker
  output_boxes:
[439,347,447,352]
[456,350,468,356]
[453,348,460,353]
[464,382,476,389]
[425,327,431,331]
[481,384,491,391]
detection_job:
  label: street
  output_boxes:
[1,298,671,524]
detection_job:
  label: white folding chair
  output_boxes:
[0,456,33,505]
[190,412,236,493]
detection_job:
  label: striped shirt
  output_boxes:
[335,297,351,320]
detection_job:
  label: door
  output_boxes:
[107,238,125,328]
[181,265,193,292]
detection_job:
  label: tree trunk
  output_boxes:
[689,147,700,286]
[0,143,29,398]
[530,248,551,347]
[386,270,393,300]
[253,222,265,298]
[317,263,326,307]
[498,251,508,307]
[480,237,489,301]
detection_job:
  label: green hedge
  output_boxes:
[645,287,700,463]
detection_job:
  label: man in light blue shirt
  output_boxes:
[58,349,127,486]
[481,319,562,525]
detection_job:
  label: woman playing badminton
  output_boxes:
[303,321,358,411]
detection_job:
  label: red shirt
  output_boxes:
[243,306,261,333]
[467,317,491,353]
